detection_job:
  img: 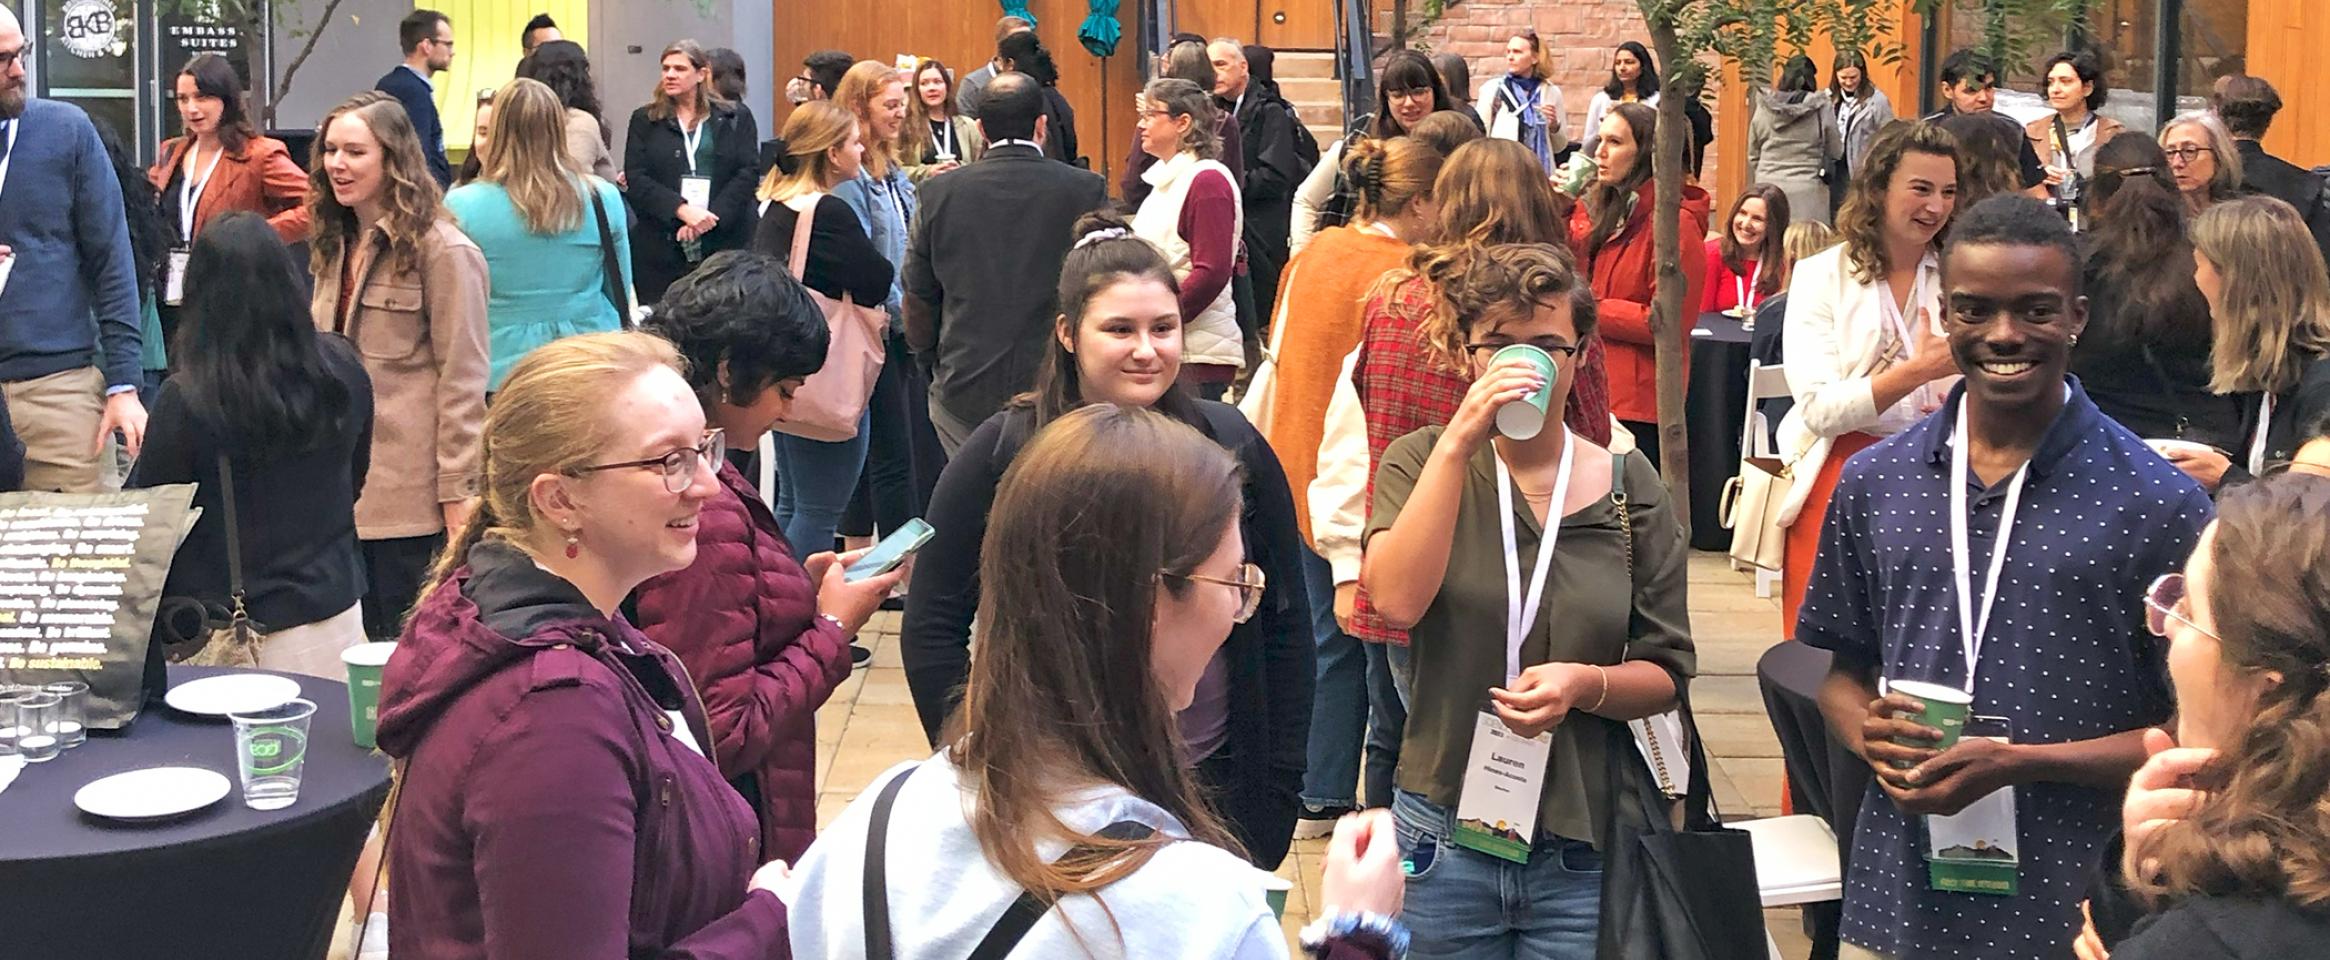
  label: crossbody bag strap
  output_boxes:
[216,451,247,625]
[861,765,916,960]
[787,193,820,282]
[965,819,1159,960]
[588,185,629,327]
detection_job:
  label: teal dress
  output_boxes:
[445,177,634,389]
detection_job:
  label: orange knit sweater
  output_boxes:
[1257,225,1416,545]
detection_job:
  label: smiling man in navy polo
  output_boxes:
[1796,195,2215,959]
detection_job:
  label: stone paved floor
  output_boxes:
[813,552,1813,958]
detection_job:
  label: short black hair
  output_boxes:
[804,50,853,98]
[979,72,1044,141]
[2213,74,2283,139]
[2043,50,2108,111]
[1939,48,1996,88]
[1946,194,2084,295]
[399,10,449,55]
[645,251,831,407]
[521,13,556,50]
[707,47,747,102]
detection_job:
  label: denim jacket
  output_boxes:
[831,165,915,328]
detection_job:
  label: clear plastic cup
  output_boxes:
[40,680,89,748]
[229,698,316,810]
[0,686,33,759]
[14,692,61,762]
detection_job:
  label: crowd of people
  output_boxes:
[4,4,2330,957]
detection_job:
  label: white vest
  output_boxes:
[1133,152,1246,368]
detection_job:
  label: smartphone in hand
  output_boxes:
[843,518,935,582]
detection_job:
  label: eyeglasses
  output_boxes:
[2163,145,2215,165]
[2143,573,2218,640]
[0,49,22,70]
[1466,338,1579,359]
[1169,562,1267,624]
[570,429,724,494]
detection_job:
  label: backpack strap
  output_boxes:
[965,819,1158,960]
[861,765,916,960]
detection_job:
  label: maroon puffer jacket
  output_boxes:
[634,461,852,862]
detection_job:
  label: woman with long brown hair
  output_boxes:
[306,91,489,641]
[1570,100,1708,466]
[149,52,311,351]
[801,403,1406,958]
[900,58,984,183]
[447,78,631,390]
[1776,120,1961,632]
[1703,183,1791,315]
[901,215,1313,871]
[623,39,759,302]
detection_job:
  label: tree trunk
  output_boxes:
[1644,10,1694,544]
[263,0,351,128]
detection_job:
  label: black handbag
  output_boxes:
[1594,695,1768,960]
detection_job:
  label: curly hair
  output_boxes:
[2131,474,2330,910]
[306,91,448,279]
[515,39,606,146]
[642,250,830,408]
[1419,243,1597,372]
[1400,139,1572,371]
[1833,120,1961,284]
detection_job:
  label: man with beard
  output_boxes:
[1797,195,2214,959]
[0,7,146,493]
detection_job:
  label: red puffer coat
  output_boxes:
[1569,179,1712,424]
[634,461,852,862]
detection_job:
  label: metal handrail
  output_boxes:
[1337,0,1374,136]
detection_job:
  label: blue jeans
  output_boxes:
[1302,549,1366,811]
[1393,790,1604,959]
[771,412,871,557]
[1364,642,1411,805]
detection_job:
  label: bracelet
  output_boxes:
[1588,664,1610,713]
[1299,910,1411,959]
[817,613,848,634]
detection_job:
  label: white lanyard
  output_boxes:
[1878,266,1925,349]
[178,143,225,243]
[933,119,957,158]
[2250,393,2277,476]
[990,138,1041,152]
[0,120,18,207]
[1948,404,2031,695]
[1736,259,1762,311]
[1493,430,1576,684]
[681,117,707,176]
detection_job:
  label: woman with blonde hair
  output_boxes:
[1777,120,1961,631]
[901,58,985,183]
[2160,112,2245,216]
[1475,29,1567,174]
[2157,196,2330,491]
[749,100,893,565]
[623,39,759,302]
[448,78,631,390]
[306,91,489,641]
[1133,77,1245,399]
[373,331,793,957]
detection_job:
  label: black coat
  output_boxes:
[2116,897,2330,960]
[2236,139,2330,272]
[1233,89,1308,262]
[622,101,760,304]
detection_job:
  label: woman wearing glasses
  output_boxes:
[1362,243,1692,957]
[374,332,792,958]
[2158,113,2245,217]
[900,214,1315,871]
[631,252,901,863]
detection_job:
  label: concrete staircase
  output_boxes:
[1275,51,1349,148]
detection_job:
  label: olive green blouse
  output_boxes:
[1364,427,1696,848]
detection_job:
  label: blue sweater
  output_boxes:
[0,100,142,390]
[445,177,633,388]
[377,65,451,187]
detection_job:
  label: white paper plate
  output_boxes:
[74,766,231,820]
[166,673,302,718]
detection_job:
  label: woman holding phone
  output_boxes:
[900,214,1314,870]
[631,252,900,862]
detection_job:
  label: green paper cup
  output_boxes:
[1886,679,1973,765]
[343,643,397,750]
[1489,344,1557,440]
[1261,873,1294,919]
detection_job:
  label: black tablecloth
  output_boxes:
[0,665,391,959]
[1686,311,1756,550]
[1758,639,1870,960]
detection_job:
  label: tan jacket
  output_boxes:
[2025,113,2126,179]
[565,108,619,182]
[312,218,491,540]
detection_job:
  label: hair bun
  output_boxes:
[1070,210,1137,247]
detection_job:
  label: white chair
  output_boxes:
[1730,814,1843,960]
[1736,361,1792,598]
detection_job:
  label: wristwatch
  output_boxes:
[1298,910,1410,959]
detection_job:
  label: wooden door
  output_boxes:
[1176,0,1258,44]
[1259,0,1336,51]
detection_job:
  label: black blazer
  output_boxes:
[376,66,450,186]
[623,101,761,295]
[2235,139,2330,268]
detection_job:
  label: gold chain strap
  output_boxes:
[1613,455,1678,796]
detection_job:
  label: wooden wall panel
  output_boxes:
[1711,4,1923,225]
[2247,0,2324,166]
[773,0,1144,187]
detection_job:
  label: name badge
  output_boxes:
[163,248,192,306]
[1452,709,1552,863]
[680,175,712,210]
[0,251,14,301]
[1923,716,2020,896]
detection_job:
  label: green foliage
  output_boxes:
[1910,0,2092,77]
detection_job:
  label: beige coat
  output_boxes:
[312,218,491,540]
[565,108,619,183]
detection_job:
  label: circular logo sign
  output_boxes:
[61,0,129,60]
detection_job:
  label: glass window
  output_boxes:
[40,0,140,148]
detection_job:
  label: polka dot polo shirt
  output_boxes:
[1796,380,2215,960]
